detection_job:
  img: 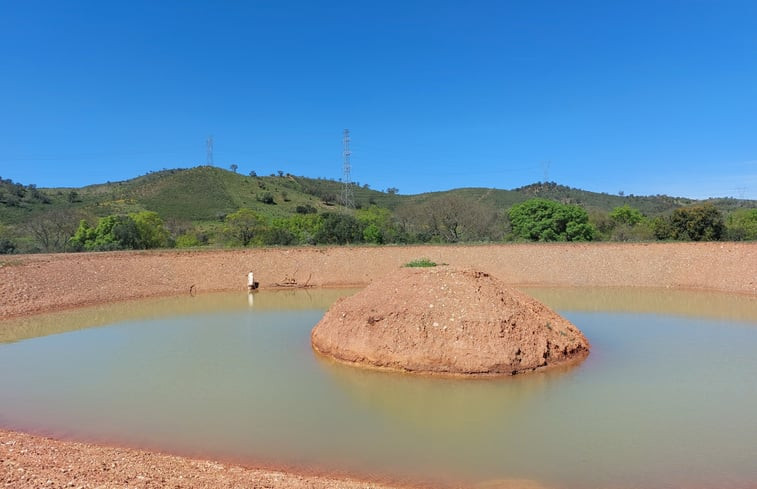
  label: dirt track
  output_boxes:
[1,242,756,489]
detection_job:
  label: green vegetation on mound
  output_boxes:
[1,166,756,254]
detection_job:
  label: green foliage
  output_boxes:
[0,224,16,254]
[404,258,437,267]
[225,208,264,246]
[313,213,364,244]
[726,209,757,240]
[356,206,399,244]
[274,214,322,245]
[70,216,138,251]
[610,205,644,226]
[605,205,654,241]
[257,192,275,205]
[131,211,170,249]
[69,211,170,251]
[175,233,202,248]
[5,167,756,253]
[656,204,725,241]
[508,198,596,242]
[262,226,297,246]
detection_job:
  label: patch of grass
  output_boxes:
[404,258,438,268]
[0,258,24,268]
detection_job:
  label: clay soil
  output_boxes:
[1,242,756,489]
[312,267,590,376]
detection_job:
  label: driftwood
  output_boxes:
[274,272,313,288]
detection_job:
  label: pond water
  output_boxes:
[1,288,756,489]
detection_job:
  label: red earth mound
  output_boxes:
[311,267,590,376]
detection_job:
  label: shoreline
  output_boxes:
[2,242,756,488]
[2,242,755,320]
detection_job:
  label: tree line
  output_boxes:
[1,197,755,254]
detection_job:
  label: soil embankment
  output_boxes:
[1,242,755,319]
[312,267,589,376]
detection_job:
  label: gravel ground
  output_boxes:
[1,242,755,319]
[1,242,755,488]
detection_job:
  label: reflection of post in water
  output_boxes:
[313,351,576,437]
[247,292,254,308]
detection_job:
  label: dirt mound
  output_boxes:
[311,267,590,376]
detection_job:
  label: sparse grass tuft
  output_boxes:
[404,258,438,268]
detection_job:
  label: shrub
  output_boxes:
[404,258,438,267]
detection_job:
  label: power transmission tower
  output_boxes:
[206,136,214,166]
[341,129,355,209]
[541,160,551,183]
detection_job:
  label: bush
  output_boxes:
[262,227,297,246]
[175,233,202,248]
[257,192,275,205]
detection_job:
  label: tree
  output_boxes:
[386,187,399,195]
[508,198,596,242]
[225,208,264,246]
[230,164,238,173]
[26,209,82,252]
[726,209,757,240]
[276,214,323,245]
[396,195,500,243]
[130,211,170,249]
[0,224,16,254]
[70,215,140,251]
[356,206,399,244]
[668,204,724,241]
[610,205,644,226]
[313,213,364,244]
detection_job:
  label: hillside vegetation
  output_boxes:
[1,166,755,254]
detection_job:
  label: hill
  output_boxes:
[1,166,756,253]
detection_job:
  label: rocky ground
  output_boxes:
[1,242,755,319]
[0,429,415,489]
[1,242,755,488]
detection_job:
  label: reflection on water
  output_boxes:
[1,288,756,489]
[0,288,358,344]
[521,286,757,322]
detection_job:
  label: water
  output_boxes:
[1,288,756,489]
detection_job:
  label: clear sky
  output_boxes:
[2,0,756,199]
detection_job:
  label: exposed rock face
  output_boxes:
[311,267,590,376]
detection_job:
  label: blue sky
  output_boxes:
[2,0,756,199]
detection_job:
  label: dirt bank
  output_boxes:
[312,267,590,376]
[1,242,755,319]
[0,429,416,489]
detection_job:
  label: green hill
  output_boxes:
[2,166,756,253]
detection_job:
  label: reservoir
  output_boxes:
[1,288,756,489]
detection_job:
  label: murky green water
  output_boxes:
[1,288,756,489]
